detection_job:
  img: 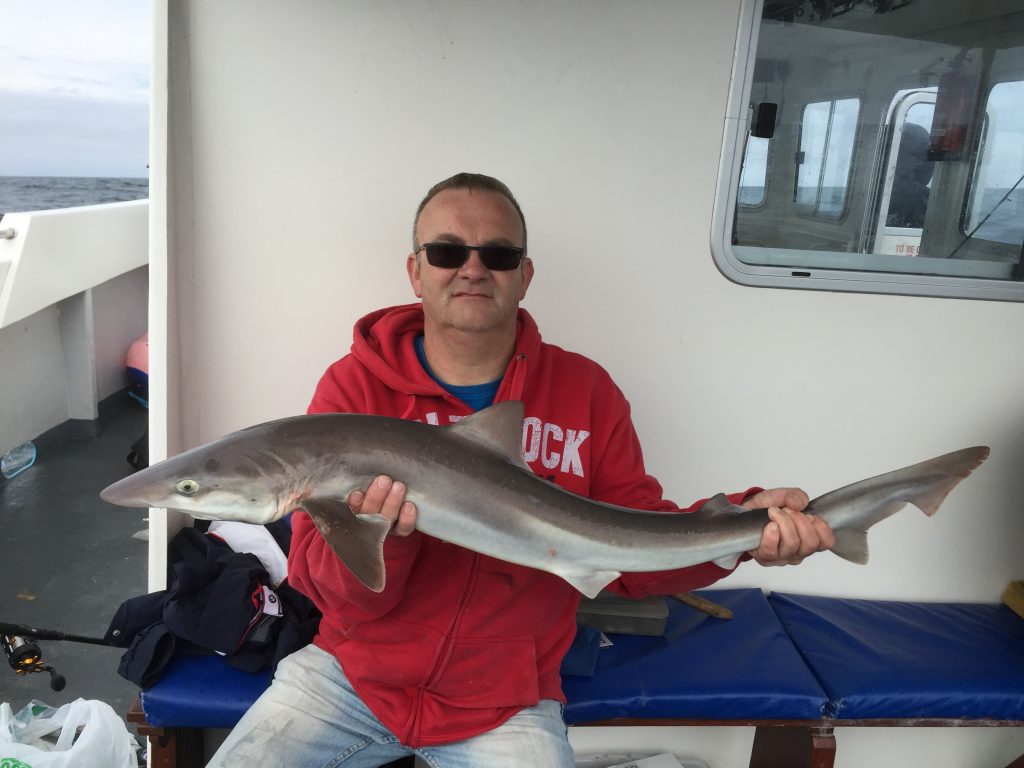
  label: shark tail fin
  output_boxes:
[823,446,989,565]
[902,446,990,516]
[301,497,392,592]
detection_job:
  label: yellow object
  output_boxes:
[1001,581,1024,620]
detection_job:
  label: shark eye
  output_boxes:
[176,478,200,496]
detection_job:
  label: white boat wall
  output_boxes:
[150,1,1024,765]
[0,201,148,451]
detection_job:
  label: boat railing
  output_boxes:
[0,199,148,329]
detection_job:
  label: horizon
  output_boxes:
[0,173,149,180]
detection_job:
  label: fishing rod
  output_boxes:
[0,621,111,692]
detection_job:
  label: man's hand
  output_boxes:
[744,487,834,566]
[346,475,418,537]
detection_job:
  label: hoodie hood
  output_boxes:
[350,303,542,402]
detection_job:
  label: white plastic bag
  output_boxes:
[0,698,136,768]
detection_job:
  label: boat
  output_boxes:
[0,199,149,732]
[4,0,1024,764]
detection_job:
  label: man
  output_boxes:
[208,173,833,767]
[886,123,933,229]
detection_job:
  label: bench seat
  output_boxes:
[129,588,1024,768]
[563,588,827,722]
[140,654,272,729]
[769,592,1024,721]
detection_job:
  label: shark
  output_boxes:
[100,401,989,598]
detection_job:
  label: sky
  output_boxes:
[0,0,150,178]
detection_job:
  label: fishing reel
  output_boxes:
[1,633,66,691]
[0,622,109,691]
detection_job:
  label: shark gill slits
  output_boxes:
[176,478,200,496]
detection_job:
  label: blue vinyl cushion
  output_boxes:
[141,654,272,728]
[769,592,1024,720]
[563,588,828,723]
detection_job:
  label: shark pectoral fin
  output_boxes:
[831,527,869,564]
[558,569,621,600]
[301,497,391,593]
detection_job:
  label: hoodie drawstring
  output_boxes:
[507,353,529,402]
[399,394,418,421]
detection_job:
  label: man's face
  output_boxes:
[408,188,533,335]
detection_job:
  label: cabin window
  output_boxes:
[738,135,769,207]
[713,1,1024,301]
[963,81,1024,248]
[795,98,860,219]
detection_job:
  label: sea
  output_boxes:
[0,176,148,216]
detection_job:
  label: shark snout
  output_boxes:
[100,473,164,507]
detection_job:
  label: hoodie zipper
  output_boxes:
[403,351,528,743]
[414,354,526,695]
[406,552,481,744]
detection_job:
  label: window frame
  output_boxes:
[868,90,936,255]
[710,0,1024,302]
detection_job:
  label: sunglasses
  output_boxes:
[416,242,525,271]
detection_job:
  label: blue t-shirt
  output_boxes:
[414,335,501,411]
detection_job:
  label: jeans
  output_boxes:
[206,644,576,768]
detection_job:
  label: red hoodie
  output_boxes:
[288,303,753,747]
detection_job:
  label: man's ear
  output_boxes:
[519,257,534,301]
[407,253,423,298]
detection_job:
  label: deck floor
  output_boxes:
[0,395,148,725]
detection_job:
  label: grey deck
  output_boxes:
[0,393,148,724]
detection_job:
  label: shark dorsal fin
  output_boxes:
[696,493,747,517]
[449,401,529,468]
